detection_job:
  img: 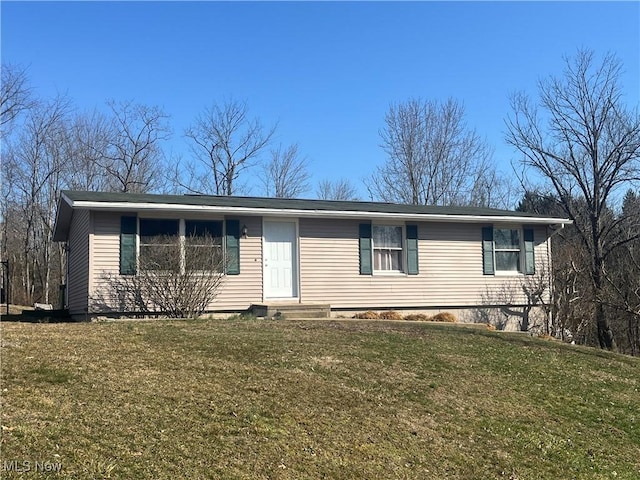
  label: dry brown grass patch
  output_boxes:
[430,312,458,323]
[378,310,403,320]
[403,313,431,321]
[353,310,379,319]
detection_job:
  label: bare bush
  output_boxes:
[379,310,403,320]
[476,270,550,333]
[430,312,457,323]
[353,311,380,319]
[404,313,430,322]
[102,234,225,318]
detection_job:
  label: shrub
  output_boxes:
[100,234,226,319]
[379,310,403,320]
[404,313,430,321]
[431,312,458,323]
[353,311,379,319]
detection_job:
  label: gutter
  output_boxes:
[62,196,572,226]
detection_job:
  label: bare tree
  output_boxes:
[506,49,640,350]
[552,234,595,344]
[316,178,359,201]
[260,143,310,198]
[1,63,34,306]
[368,98,495,206]
[65,109,114,191]
[470,167,519,209]
[605,242,640,354]
[183,98,276,195]
[602,190,640,354]
[102,100,171,193]
[1,146,21,306]
[5,96,71,305]
[1,63,34,137]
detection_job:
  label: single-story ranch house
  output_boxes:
[53,190,570,325]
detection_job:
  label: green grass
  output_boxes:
[1,319,638,479]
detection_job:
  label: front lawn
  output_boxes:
[1,318,638,479]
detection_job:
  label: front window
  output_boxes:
[185,220,223,271]
[494,228,520,272]
[373,225,403,272]
[139,219,180,270]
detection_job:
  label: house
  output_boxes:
[53,190,570,325]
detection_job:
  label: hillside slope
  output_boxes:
[1,319,638,479]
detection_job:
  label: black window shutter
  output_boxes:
[406,224,419,275]
[120,216,137,275]
[225,219,240,275]
[482,226,494,275]
[359,223,372,275]
[523,227,535,275]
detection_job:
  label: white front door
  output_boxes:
[264,220,298,299]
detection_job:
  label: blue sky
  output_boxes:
[2,1,639,200]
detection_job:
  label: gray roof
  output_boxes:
[54,190,571,241]
[61,190,563,218]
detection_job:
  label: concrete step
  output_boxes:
[250,303,331,319]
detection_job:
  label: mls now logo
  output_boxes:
[3,460,62,472]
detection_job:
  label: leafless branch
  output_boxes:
[260,143,310,198]
[369,97,500,206]
[184,98,276,196]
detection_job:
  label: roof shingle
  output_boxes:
[61,190,566,219]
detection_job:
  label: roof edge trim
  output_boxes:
[69,200,572,225]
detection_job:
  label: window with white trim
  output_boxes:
[373,225,403,272]
[184,220,223,271]
[139,218,180,271]
[494,228,521,272]
[122,217,235,275]
[482,225,535,275]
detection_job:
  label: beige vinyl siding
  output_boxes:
[90,211,121,312]
[211,216,263,310]
[88,211,263,313]
[87,211,552,313]
[468,224,551,305]
[66,209,90,315]
[299,218,551,308]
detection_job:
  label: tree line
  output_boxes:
[1,49,638,354]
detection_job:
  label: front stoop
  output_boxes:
[250,303,331,319]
